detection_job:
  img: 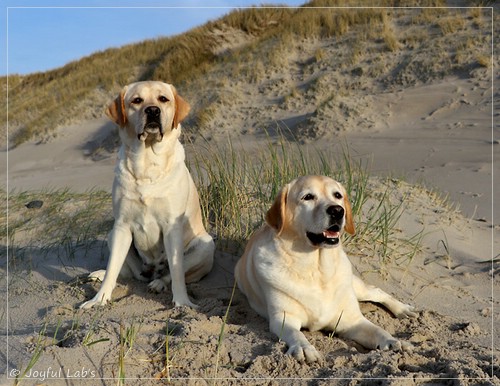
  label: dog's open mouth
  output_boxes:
[145,121,162,133]
[306,224,341,246]
[138,122,163,141]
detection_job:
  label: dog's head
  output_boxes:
[106,81,190,143]
[266,176,355,248]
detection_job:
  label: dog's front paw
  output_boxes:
[172,296,198,309]
[87,269,106,282]
[286,343,322,363]
[79,293,110,309]
[148,279,168,293]
[377,338,402,351]
[394,303,417,319]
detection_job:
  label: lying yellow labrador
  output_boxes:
[81,81,214,309]
[235,175,415,363]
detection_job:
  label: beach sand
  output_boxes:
[1,72,498,385]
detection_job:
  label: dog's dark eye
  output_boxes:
[158,96,169,103]
[334,192,343,199]
[131,97,143,105]
[302,193,315,201]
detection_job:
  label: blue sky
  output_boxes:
[2,0,305,76]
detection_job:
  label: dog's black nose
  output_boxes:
[145,106,160,117]
[326,205,344,219]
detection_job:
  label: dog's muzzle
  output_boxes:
[306,205,344,247]
[138,106,163,142]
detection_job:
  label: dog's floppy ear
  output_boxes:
[343,189,355,235]
[265,184,289,235]
[173,88,190,129]
[106,87,128,127]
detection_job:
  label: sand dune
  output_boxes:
[1,4,499,383]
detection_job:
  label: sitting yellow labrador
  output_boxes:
[235,175,415,363]
[81,81,214,309]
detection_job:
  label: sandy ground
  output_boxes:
[1,74,498,385]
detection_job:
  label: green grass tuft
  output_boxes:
[190,134,422,265]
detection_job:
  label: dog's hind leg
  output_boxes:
[184,233,215,283]
[148,233,214,301]
[121,244,150,282]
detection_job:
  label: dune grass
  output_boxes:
[3,188,112,266]
[13,322,49,385]
[188,134,422,265]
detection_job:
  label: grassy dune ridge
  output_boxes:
[2,0,492,147]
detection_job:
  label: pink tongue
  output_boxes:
[323,230,339,239]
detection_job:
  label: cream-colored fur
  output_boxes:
[81,81,214,309]
[235,175,415,363]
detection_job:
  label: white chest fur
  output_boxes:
[256,242,356,331]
